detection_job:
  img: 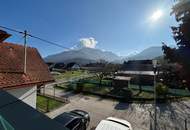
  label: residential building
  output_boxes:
[118,60,155,85]
[0,41,54,108]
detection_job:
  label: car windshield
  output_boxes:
[66,118,80,130]
[54,113,75,126]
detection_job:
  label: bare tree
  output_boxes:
[95,63,120,87]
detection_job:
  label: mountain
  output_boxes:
[125,46,163,60]
[44,46,164,65]
[44,47,120,64]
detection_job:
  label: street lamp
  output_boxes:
[152,59,157,130]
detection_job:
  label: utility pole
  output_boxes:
[53,85,56,98]
[24,30,27,74]
[153,71,157,130]
[152,60,157,130]
[185,119,187,130]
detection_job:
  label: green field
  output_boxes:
[129,84,190,97]
[53,70,90,80]
[77,82,154,98]
[56,78,190,100]
[37,95,64,112]
[53,75,190,102]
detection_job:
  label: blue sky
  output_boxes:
[0,0,177,57]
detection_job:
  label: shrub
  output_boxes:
[75,83,84,93]
[156,83,169,98]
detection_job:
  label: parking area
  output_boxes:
[46,90,190,130]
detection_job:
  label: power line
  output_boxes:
[0,25,72,50]
[0,25,85,109]
[0,25,23,34]
[0,25,87,59]
[28,34,71,50]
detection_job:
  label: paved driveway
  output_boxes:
[46,91,190,130]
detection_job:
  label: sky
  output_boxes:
[0,0,177,57]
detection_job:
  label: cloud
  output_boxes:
[79,37,98,48]
[70,37,98,50]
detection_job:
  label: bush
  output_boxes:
[75,83,84,93]
[122,89,133,99]
[156,83,169,97]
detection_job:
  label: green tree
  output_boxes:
[156,83,169,98]
[162,0,190,90]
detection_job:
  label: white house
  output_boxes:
[0,35,54,108]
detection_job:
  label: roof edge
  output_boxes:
[1,80,55,90]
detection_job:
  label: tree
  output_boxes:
[95,63,120,87]
[162,0,190,90]
[156,83,169,99]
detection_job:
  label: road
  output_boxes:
[46,90,190,130]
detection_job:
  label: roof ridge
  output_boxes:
[0,42,36,49]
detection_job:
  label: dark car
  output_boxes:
[53,110,90,130]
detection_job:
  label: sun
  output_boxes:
[150,10,163,22]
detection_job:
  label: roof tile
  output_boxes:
[0,42,54,89]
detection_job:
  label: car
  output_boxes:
[53,109,90,130]
[95,117,132,130]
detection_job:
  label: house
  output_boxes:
[118,60,155,85]
[46,62,55,71]
[121,60,153,72]
[112,76,132,89]
[62,62,81,70]
[0,90,68,130]
[0,41,54,108]
[71,63,80,70]
[52,62,65,72]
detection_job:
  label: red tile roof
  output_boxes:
[0,30,11,42]
[0,42,54,90]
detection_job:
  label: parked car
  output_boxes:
[95,117,132,130]
[53,110,90,130]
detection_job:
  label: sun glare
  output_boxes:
[150,10,163,22]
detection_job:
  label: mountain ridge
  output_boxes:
[44,47,120,64]
[44,46,163,64]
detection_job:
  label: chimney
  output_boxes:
[0,30,11,42]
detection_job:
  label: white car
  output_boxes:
[95,117,132,130]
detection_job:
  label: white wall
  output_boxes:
[6,86,37,108]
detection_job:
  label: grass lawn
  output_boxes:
[53,70,90,80]
[54,78,190,102]
[79,81,190,99]
[82,83,111,95]
[129,84,190,97]
[55,82,77,91]
[37,95,63,112]
[131,89,154,99]
[81,78,112,86]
